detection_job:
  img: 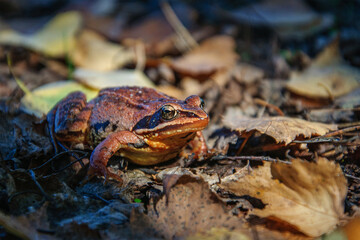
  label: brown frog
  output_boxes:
[47,86,209,181]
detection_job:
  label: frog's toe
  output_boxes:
[103,168,123,185]
[86,165,123,185]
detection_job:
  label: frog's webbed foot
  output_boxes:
[185,131,209,159]
[89,131,144,184]
[86,165,123,185]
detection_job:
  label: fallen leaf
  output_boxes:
[58,202,131,230]
[121,5,197,56]
[170,35,238,80]
[72,30,135,71]
[187,228,250,240]
[232,63,265,84]
[0,203,55,240]
[286,39,360,99]
[223,115,337,145]
[220,158,347,237]
[228,0,333,39]
[73,68,155,89]
[0,106,52,162]
[0,11,81,57]
[21,80,98,117]
[121,15,174,57]
[155,85,185,100]
[130,175,250,239]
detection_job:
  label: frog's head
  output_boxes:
[133,95,209,140]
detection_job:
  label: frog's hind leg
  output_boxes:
[47,92,94,149]
[89,131,146,184]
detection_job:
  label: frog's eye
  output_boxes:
[200,98,205,109]
[161,105,177,120]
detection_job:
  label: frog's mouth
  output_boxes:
[134,116,208,139]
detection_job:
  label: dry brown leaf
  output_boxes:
[0,203,55,240]
[72,30,135,71]
[220,158,347,237]
[223,115,337,145]
[130,175,250,239]
[286,39,360,99]
[229,0,333,40]
[21,80,98,117]
[0,11,81,57]
[121,15,175,56]
[73,68,155,89]
[232,63,265,84]
[170,35,238,79]
[155,85,185,99]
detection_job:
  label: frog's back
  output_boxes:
[87,87,177,144]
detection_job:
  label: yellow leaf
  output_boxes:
[0,11,81,57]
[220,158,347,237]
[73,68,155,89]
[286,39,360,99]
[21,81,98,117]
[170,35,238,79]
[72,30,135,71]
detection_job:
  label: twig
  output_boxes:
[337,121,360,128]
[236,131,252,155]
[135,41,146,72]
[292,137,342,144]
[8,190,46,204]
[40,156,88,179]
[83,193,111,204]
[160,1,198,52]
[254,98,284,116]
[27,170,53,201]
[211,155,291,164]
[317,82,334,102]
[31,150,88,171]
[322,125,360,138]
[345,174,360,181]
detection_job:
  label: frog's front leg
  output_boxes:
[189,131,208,157]
[89,131,146,182]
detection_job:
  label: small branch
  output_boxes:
[211,155,291,164]
[40,156,88,179]
[345,174,360,181]
[8,190,45,204]
[322,125,360,138]
[31,150,88,171]
[27,170,53,201]
[160,1,198,52]
[254,98,284,116]
[317,82,334,102]
[135,41,146,72]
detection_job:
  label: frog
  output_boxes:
[47,86,209,182]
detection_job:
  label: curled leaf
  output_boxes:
[223,115,337,145]
[0,11,81,57]
[72,30,135,71]
[286,39,360,99]
[220,158,347,237]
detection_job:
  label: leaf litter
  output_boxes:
[0,2,360,240]
[220,158,347,237]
